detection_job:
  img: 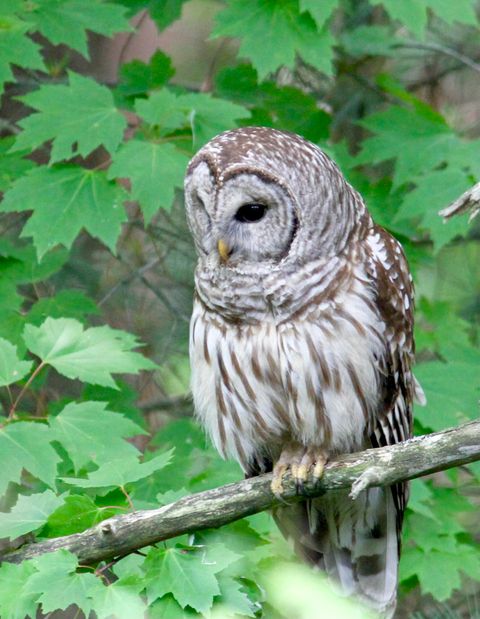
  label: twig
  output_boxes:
[1,419,479,566]
[392,41,480,75]
[8,362,46,420]
[98,256,161,306]
[439,181,480,222]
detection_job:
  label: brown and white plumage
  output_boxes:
[184,127,424,615]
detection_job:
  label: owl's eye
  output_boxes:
[234,203,267,223]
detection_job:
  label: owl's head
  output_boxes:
[184,127,366,269]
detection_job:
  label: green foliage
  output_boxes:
[23,317,156,387]
[0,0,479,616]
[0,338,32,386]
[0,422,61,495]
[108,140,190,222]
[23,0,131,57]
[144,544,238,612]
[0,20,45,95]
[1,166,128,258]
[14,72,128,162]
[212,0,335,79]
[0,490,63,539]
[48,401,145,470]
[370,0,478,37]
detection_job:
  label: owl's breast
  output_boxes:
[190,300,287,469]
[190,262,386,471]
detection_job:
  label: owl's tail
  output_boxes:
[273,485,400,617]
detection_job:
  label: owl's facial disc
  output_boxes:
[185,163,298,265]
[214,172,297,264]
[218,203,268,261]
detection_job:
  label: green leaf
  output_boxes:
[120,0,188,31]
[414,356,480,431]
[91,575,147,619]
[27,290,99,325]
[416,299,471,357]
[82,380,146,428]
[299,0,337,28]
[215,64,330,143]
[145,545,221,612]
[217,574,256,617]
[355,105,453,188]
[1,165,127,259]
[0,422,61,496]
[370,0,478,38]
[24,0,130,58]
[0,490,63,539]
[23,317,157,388]
[149,594,198,618]
[406,479,436,520]
[213,0,335,79]
[0,561,38,619]
[25,549,103,614]
[61,450,174,489]
[179,92,250,148]
[49,401,145,471]
[400,544,480,600]
[396,168,471,250]
[195,520,269,555]
[43,494,117,536]
[404,485,475,553]
[118,50,175,98]
[137,89,250,147]
[135,88,188,134]
[426,241,480,316]
[0,337,32,386]
[14,72,127,163]
[109,140,189,222]
[0,24,45,95]
[0,137,35,192]
[0,239,68,284]
[148,0,188,30]
[429,0,478,27]
[0,240,68,347]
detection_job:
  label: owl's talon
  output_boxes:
[272,444,329,497]
[271,463,288,498]
[313,456,327,482]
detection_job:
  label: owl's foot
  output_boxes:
[271,444,328,498]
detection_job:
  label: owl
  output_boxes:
[184,126,424,615]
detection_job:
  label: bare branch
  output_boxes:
[439,181,480,222]
[392,41,480,74]
[2,419,479,566]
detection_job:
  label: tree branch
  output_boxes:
[2,419,479,566]
[439,181,480,222]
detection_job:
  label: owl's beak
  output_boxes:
[217,239,231,262]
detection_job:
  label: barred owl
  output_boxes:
[184,127,424,615]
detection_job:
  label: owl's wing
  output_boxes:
[365,224,423,539]
[274,225,422,616]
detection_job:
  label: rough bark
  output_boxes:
[2,419,479,566]
[439,181,480,221]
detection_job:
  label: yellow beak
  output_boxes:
[217,239,230,262]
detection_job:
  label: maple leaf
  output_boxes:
[0,490,63,540]
[213,0,334,79]
[0,422,61,496]
[109,140,189,222]
[0,337,32,386]
[23,317,157,388]
[23,0,130,58]
[0,166,127,259]
[13,72,127,163]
